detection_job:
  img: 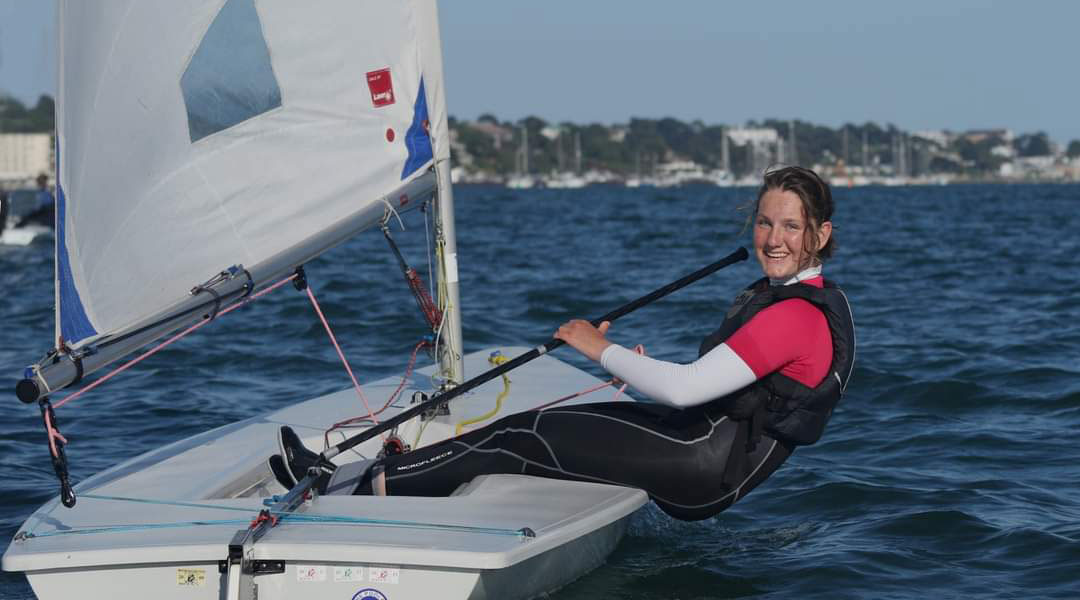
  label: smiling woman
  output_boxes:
[278,166,856,521]
[754,167,834,282]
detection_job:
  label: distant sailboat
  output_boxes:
[1,188,54,246]
[505,124,536,189]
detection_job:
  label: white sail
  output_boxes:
[54,0,445,352]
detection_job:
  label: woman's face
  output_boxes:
[754,189,831,281]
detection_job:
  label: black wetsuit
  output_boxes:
[352,280,854,521]
[365,400,793,521]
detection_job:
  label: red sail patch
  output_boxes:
[367,68,395,107]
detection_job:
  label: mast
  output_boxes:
[862,129,869,170]
[433,158,464,385]
[842,125,849,165]
[721,126,731,174]
[521,124,530,175]
[556,130,564,172]
[417,0,464,386]
[788,120,798,165]
[574,131,582,174]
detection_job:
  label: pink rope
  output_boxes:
[531,380,617,411]
[531,344,645,411]
[324,340,428,447]
[44,407,68,457]
[304,286,384,439]
[53,275,298,409]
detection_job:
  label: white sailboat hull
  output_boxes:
[0,223,52,246]
[4,348,648,599]
[20,487,634,600]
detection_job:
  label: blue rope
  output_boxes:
[22,519,254,538]
[82,493,263,513]
[21,493,527,539]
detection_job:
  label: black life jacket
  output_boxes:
[699,277,856,447]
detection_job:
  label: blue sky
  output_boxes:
[3,1,1077,143]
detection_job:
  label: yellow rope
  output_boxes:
[454,353,510,436]
[412,417,431,449]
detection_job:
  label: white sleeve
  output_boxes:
[599,343,758,408]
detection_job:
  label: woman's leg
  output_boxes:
[357,402,793,521]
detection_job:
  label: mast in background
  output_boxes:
[517,124,530,176]
[788,120,798,165]
[574,131,582,174]
[721,126,731,175]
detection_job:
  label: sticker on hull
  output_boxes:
[352,588,388,600]
[176,568,205,586]
[335,566,365,582]
[296,564,327,582]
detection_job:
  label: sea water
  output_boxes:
[1,184,1078,599]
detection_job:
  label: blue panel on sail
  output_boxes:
[181,0,281,142]
[401,79,433,179]
[55,141,98,344]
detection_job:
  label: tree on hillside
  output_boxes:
[0,94,55,132]
[1066,140,1080,158]
[1014,132,1052,157]
[579,123,627,173]
[955,135,1007,173]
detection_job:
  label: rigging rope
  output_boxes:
[423,201,436,309]
[43,405,68,458]
[323,339,429,449]
[528,344,645,411]
[15,493,529,540]
[382,223,442,330]
[303,285,387,444]
[431,239,454,387]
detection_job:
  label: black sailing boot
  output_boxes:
[277,425,333,493]
[267,453,295,489]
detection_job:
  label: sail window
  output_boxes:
[180,0,281,142]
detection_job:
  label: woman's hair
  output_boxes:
[757,165,835,264]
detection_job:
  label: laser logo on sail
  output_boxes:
[367,68,396,107]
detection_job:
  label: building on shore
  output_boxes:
[0,133,54,187]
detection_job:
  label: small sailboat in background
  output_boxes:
[2,1,647,598]
[0,187,54,246]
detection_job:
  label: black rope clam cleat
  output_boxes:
[292,266,308,291]
[39,398,76,508]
